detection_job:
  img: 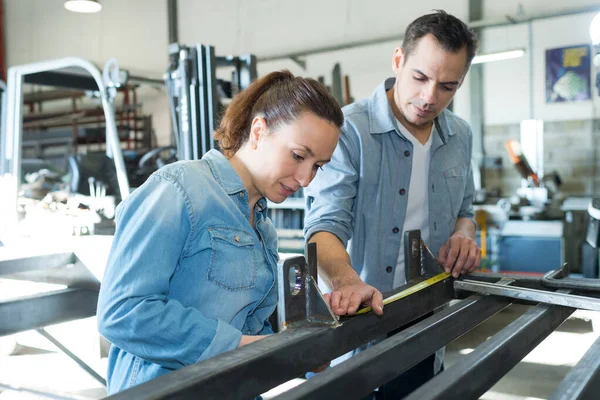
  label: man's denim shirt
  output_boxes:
[304,78,475,293]
[97,149,279,394]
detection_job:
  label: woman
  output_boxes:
[97,70,343,394]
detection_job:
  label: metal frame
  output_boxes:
[0,288,98,337]
[106,278,456,399]
[550,335,600,399]
[0,247,104,391]
[406,295,574,400]
[0,57,130,238]
[275,294,511,400]
[101,260,600,399]
[0,250,100,337]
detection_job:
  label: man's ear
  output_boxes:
[392,47,405,74]
[249,116,268,149]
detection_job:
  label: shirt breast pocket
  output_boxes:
[443,164,467,218]
[207,226,257,291]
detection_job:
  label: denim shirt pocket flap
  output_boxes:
[443,164,467,178]
[207,226,257,290]
[443,164,467,217]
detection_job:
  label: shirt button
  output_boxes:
[392,227,399,234]
[239,192,244,197]
[399,189,406,195]
[404,150,410,157]
[386,266,393,273]
[234,235,241,242]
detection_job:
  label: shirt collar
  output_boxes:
[368,77,454,144]
[203,149,269,217]
[203,149,246,195]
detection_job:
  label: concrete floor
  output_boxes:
[1,306,599,399]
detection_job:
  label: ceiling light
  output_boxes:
[64,0,102,13]
[472,49,525,64]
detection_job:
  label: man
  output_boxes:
[303,10,482,398]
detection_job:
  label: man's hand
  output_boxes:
[437,233,481,278]
[324,279,384,316]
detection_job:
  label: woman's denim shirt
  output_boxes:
[97,149,279,394]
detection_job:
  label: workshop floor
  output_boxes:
[1,306,598,399]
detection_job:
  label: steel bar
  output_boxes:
[405,297,574,400]
[549,335,600,400]
[466,271,546,289]
[0,252,74,276]
[0,288,98,337]
[204,45,217,153]
[275,295,511,400]
[542,265,600,292]
[455,279,600,311]
[37,328,106,386]
[106,278,455,400]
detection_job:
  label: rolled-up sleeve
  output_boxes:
[97,173,241,370]
[304,121,361,247]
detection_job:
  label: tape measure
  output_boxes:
[355,272,452,315]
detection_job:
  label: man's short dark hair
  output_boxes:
[402,10,479,69]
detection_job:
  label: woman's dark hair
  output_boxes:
[402,9,479,68]
[214,70,344,158]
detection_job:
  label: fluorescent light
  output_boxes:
[472,49,525,64]
[64,0,102,13]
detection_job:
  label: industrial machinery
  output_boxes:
[102,231,600,400]
[164,43,257,162]
[0,57,138,242]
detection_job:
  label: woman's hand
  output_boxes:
[238,334,269,347]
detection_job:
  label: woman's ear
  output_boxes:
[249,116,268,149]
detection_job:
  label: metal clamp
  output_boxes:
[277,242,340,330]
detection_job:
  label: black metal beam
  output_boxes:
[275,295,511,400]
[549,335,600,400]
[0,288,98,337]
[24,72,99,91]
[405,299,575,400]
[466,271,545,289]
[106,278,455,399]
[167,0,178,45]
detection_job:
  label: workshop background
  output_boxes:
[1,0,600,399]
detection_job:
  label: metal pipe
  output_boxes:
[274,295,511,400]
[405,296,574,400]
[3,58,131,204]
[36,328,106,386]
[542,265,600,292]
[455,279,600,311]
[257,5,600,62]
[167,0,178,45]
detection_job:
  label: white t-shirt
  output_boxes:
[393,122,433,288]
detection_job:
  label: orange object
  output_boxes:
[505,139,540,186]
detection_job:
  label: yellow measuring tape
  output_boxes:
[355,272,452,315]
